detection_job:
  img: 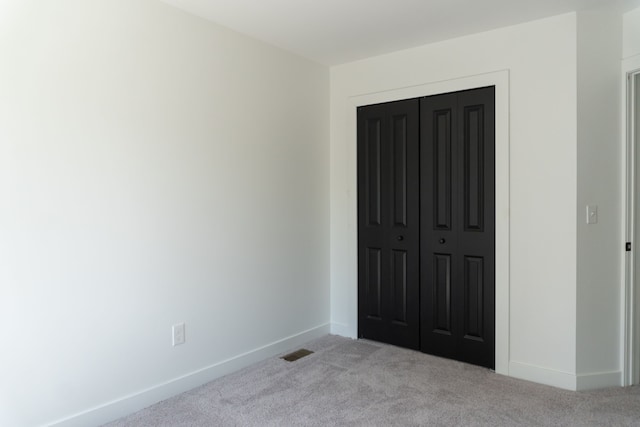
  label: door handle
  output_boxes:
[397,235,404,241]
[439,238,446,244]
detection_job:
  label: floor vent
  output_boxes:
[281,349,313,362]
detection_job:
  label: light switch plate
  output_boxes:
[586,205,598,224]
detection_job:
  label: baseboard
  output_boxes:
[330,322,356,338]
[49,323,331,427]
[509,361,577,390]
[575,370,622,390]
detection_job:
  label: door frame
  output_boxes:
[348,70,510,376]
[623,55,640,387]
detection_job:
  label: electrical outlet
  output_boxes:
[172,323,185,346]
[586,205,598,224]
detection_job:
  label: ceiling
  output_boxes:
[161,0,640,65]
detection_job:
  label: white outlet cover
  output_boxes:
[172,323,186,346]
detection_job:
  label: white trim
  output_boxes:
[344,70,510,377]
[48,323,331,427]
[509,361,576,391]
[576,371,623,391]
[623,54,640,387]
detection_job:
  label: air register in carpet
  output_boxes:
[281,349,313,362]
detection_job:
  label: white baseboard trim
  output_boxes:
[509,361,577,391]
[575,370,622,390]
[330,322,355,338]
[49,323,331,427]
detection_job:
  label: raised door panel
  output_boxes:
[391,250,408,325]
[365,118,382,227]
[463,256,484,341]
[433,254,452,334]
[365,247,383,320]
[434,109,453,231]
[392,115,408,227]
[463,105,485,232]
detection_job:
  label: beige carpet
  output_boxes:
[105,335,640,426]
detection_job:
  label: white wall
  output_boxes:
[0,1,329,426]
[575,10,624,389]
[623,7,640,59]
[330,13,580,388]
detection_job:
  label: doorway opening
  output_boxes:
[625,65,640,387]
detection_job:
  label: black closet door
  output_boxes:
[420,87,495,369]
[357,99,420,350]
[356,87,495,369]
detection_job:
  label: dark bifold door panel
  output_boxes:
[420,87,495,369]
[357,99,420,350]
[357,87,495,369]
